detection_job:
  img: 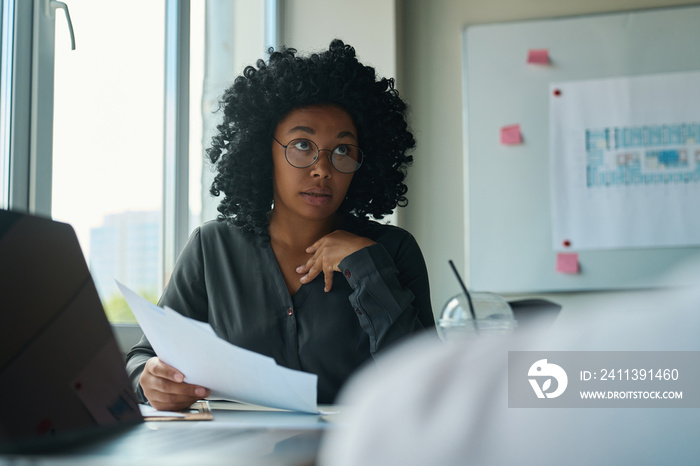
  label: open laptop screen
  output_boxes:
[0,209,142,453]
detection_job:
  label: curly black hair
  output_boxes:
[206,39,415,241]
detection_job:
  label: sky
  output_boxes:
[51,0,203,260]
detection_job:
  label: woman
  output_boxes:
[126,39,435,410]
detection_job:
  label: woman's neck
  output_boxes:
[268,210,339,250]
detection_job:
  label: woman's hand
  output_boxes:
[297,230,375,292]
[139,357,210,411]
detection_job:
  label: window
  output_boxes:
[52,0,166,322]
[1,0,269,330]
[0,1,9,207]
[0,0,30,212]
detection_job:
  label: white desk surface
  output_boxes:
[0,402,347,466]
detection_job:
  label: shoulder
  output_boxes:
[344,217,420,256]
[192,218,260,252]
[197,218,250,240]
[353,217,414,241]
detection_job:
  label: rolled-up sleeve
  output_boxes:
[339,232,434,354]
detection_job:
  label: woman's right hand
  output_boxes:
[139,357,210,411]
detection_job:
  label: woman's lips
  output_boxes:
[300,189,332,206]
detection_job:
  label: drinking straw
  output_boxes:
[448,260,476,320]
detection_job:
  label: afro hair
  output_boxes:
[206,39,415,242]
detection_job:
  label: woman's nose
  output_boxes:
[311,150,334,177]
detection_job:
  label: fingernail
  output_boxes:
[300,275,307,283]
[195,387,205,397]
[296,266,303,272]
[174,373,184,383]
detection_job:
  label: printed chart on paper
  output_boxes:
[550,71,700,251]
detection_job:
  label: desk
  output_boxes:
[0,403,345,466]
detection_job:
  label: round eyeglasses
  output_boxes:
[273,137,364,174]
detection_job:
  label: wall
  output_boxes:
[281,0,400,222]
[399,0,700,319]
[202,0,399,223]
[201,1,267,224]
[282,0,396,79]
[205,0,698,320]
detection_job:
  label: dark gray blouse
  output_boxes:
[125,217,435,403]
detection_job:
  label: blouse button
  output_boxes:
[344,269,351,278]
[287,307,293,316]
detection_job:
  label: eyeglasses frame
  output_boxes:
[272,137,364,174]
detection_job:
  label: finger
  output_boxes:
[305,238,323,254]
[147,357,185,383]
[301,250,328,282]
[142,381,210,412]
[300,261,323,284]
[323,265,335,292]
[147,391,202,411]
[296,254,316,275]
[142,358,210,398]
[149,387,203,404]
[150,376,209,398]
[297,241,326,274]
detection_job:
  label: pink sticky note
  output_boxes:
[556,252,579,274]
[500,124,522,145]
[527,49,550,65]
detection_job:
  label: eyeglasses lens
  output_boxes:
[285,138,362,173]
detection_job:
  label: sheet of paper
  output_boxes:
[117,282,319,414]
[550,71,700,250]
[500,124,522,145]
[139,404,186,418]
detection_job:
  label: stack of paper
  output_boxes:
[117,282,319,414]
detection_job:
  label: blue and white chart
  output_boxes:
[550,71,700,251]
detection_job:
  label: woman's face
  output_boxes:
[271,104,357,223]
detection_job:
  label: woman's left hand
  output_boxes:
[297,230,376,292]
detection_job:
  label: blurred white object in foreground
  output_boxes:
[318,259,700,466]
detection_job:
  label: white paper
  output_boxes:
[117,281,319,414]
[139,404,186,418]
[550,71,700,250]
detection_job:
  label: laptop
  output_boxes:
[0,209,143,453]
[0,209,326,463]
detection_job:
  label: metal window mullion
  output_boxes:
[28,0,56,217]
[265,0,282,52]
[2,0,34,212]
[0,0,15,208]
[162,0,190,286]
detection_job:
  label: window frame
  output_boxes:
[1,0,194,353]
[163,0,190,285]
[1,0,33,213]
[1,0,280,356]
[1,0,192,266]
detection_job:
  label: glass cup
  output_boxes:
[438,292,517,343]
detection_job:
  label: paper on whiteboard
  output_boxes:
[550,71,700,251]
[117,281,319,414]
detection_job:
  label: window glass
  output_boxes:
[0,1,9,209]
[52,0,166,322]
[189,0,204,234]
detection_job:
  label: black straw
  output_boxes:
[448,260,476,320]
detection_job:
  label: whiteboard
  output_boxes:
[463,5,700,293]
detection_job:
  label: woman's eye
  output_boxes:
[293,140,312,151]
[334,145,350,156]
